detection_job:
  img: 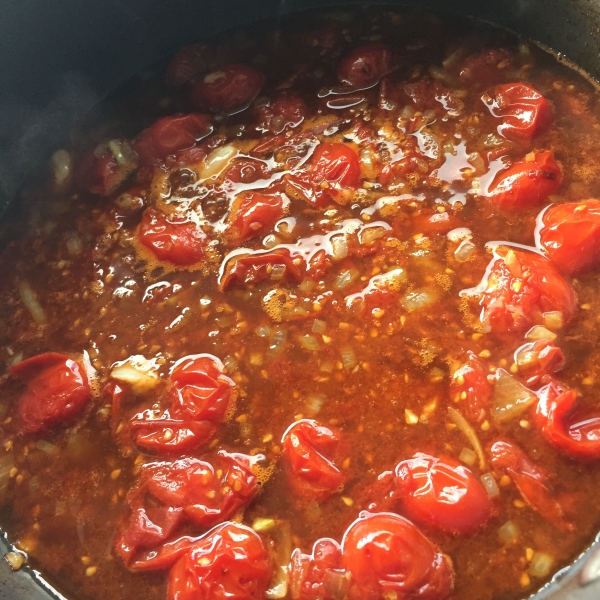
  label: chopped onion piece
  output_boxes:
[298,279,316,294]
[320,360,335,373]
[454,240,476,262]
[299,335,320,351]
[331,235,349,260]
[252,518,276,532]
[480,472,500,498]
[4,551,26,571]
[360,226,386,245]
[543,311,563,331]
[492,369,536,421]
[400,288,438,313]
[525,325,557,342]
[267,329,287,358]
[200,144,237,179]
[428,65,455,86]
[18,281,47,325]
[498,520,520,544]
[448,407,486,469]
[51,149,72,186]
[255,325,273,338]
[333,268,359,291]
[111,355,160,394]
[270,264,287,281]
[341,346,357,369]
[459,447,477,466]
[266,521,292,600]
[35,440,58,455]
[305,394,326,416]
[222,355,238,373]
[312,319,327,334]
[108,139,137,166]
[65,232,83,256]
[529,552,554,578]
[0,453,14,491]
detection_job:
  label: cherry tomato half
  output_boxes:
[487,151,561,210]
[536,380,600,461]
[11,352,91,434]
[341,511,454,600]
[311,142,361,189]
[192,64,266,113]
[166,43,213,87]
[535,200,600,274]
[450,353,492,423]
[139,207,206,266]
[338,44,394,88]
[482,83,552,143]
[282,419,345,501]
[227,193,288,242]
[468,246,577,334]
[489,440,573,531]
[395,453,493,534]
[169,354,234,423]
[135,114,212,164]
[167,522,270,600]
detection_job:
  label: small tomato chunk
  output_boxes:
[77,147,136,196]
[11,352,91,434]
[139,207,206,266]
[166,42,213,87]
[131,417,217,455]
[468,246,577,334]
[342,511,454,600]
[487,151,561,210]
[482,83,552,143]
[459,49,511,83]
[167,522,270,600]
[254,95,309,134]
[450,353,492,423]
[192,64,266,113]
[535,200,600,274]
[395,453,493,534]
[282,419,346,501]
[338,44,394,87]
[227,192,288,242]
[514,339,565,386]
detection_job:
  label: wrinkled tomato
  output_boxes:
[11,353,91,434]
[338,44,394,87]
[254,95,309,133]
[77,148,135,196]
[459,49,511,83]
[227,192,288,241]
[535,200,600,274]
[166,43,213,87]
[224,158,271,184]
[450,353,492,423]
[139,207,206,265]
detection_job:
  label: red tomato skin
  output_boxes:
[535,381,600,460]
[282,419,345,501]
[167,522,270,600]
[459,49,511,83]
[254,95,309,133]
[135,114,212,163]
[513,339,565,386]
[132,418,217,455]
[487,151,561,210]
[395,453,493,534]
[311,142,361,189]
[489,440,574,531]
[450,353,492,423]
[228,193,287,241]
[341,511,454,600]
[166,43,213,87]
[338,44,394,87]
[471,247,577,334]
[12,353,91,434]
[483,83,552,143]
[192,64,266,113]
[169,354,234,423]
[536,200,600,274]
[139,207,206,266]
[77,150,134,196]
[224,158,271,184]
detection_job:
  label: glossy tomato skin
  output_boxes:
[166,43,213,87]
[450,353,492,423]
[489,440,573,531]
[282,419,345,501]
[311,142,361,188]
[253,95,309,134]
[227,193,288,241]
[536,200,600,274]
[341,511,454,600]
[169,354,234,423]
[535,380,600,460]
[135,114,212,163]
[11,353,91,434]
[338,44,394,87]
[395,453,493,534]
[513,339,565,387]
[459,49,511,83]
[224,158,271,184]
[470,247,577,334]
[139,207,206,265]
[482,83,552,143]
[167,522,270,600]
[192,64,266,113]
[487,151,561,210]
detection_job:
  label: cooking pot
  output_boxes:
[1,0,600,598]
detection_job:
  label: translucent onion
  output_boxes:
[428,65,456,86]
[491,369,536,421]
[65,233,83,256]
[480,472,500,497]
[330,235,349,261]
[298,279,316,294]
[400,288,438,313]
[459,447,477,466]
[35,440,58,455]
[360,226,387,245]
[108,139,137,166]
[529,552,554,578]
[267,329,287,358]
[448,407,486,469]
[305,394,326,416]
[200,144,237,179]
[299,335,320,351]
[255,325,273,338]
[0,453,14,492]
[312,319,327,334]
[222,355,238,373]
[525,325,557,342]
[266,521,292,599]
[111,356,160,394]
[320,360,335,373]
[51,149,72,186]
[498,520,520,544]
[543,311,564,331]
[341,346,357,369]
[454,240,476,262]
[270,264,287,281]
[332,268,359,291]
[18,281,47,325]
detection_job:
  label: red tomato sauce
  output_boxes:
[2,8,600,600]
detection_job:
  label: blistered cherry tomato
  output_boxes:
[169,354,234,422]
[311,142,361,188]
[139,207,206,265]
[487,151,561,210]
[227,193,288,241]
[220,249,306,290]
[535,200,600,274]
[11,353,91,434]
[224,158,271,184]
[77,148,135,196]
[395,453,493,534]
[338,44,394,87]
[254,95,309,133]
[166,43,213,87]
[450,353,492,423]
[536,380,600,460]
[489,440,573,530]
[459,49,511,83]
[482,83,552,143]
[469,246,577,334]
[135,114,212,163]
[342,512,454,600]
[192,64,265,113]
[167,522,270,600]
[282,419,345,500]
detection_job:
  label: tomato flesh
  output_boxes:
[227,192,288,241]
[338,44,394,87]
[450,353,492,423]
